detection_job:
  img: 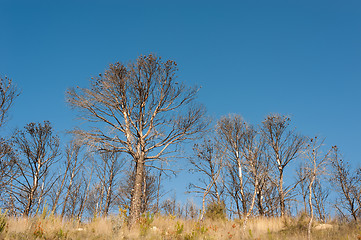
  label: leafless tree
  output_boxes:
[46,140,87,216]
[60,146,89,219]
[238,124,268,229]
[91,151,124,216]
[160,193,183,217]
[330,146,360,222]
[63,166,93,220]
[312,179,329,222]
[302,137,331,240]
[117,166,158,215]
[11,121,60,216]
[216,115,271,230]
[261,114,305,217]
[296,164,309,214]
[217,115,248,217]
[184,199,199,219]
[66,54,207,225]
[0,76,20,128]
[0,139,17,203]
[188,137,223,220]
[0,76,19,210]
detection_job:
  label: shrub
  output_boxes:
[204,201,226,220]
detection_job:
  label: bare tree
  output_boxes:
[188,137,223,220]
[312,179,329,222]
[60,143,88,219]
[91,151,124,216]
[0,139,17,203]
[296,164,309,214]
[0,76,19,210]
[238,124,267,229]
[11,121,60,216]
[117,166,158,215]
[261,114,305,217]
[330,146,360,222]
[66,54,207,225]
[303,137,331,240]
[217,115,248,216]
[48,140,84,215]
[0,76,20,128]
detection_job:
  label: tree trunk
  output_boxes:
[308,174,315,240]
[236,155,247,215]
[279,168,285,217]
[257,188,264,216]
[129,156,145,226]
[61,171,75,218]
[104,170,114,215]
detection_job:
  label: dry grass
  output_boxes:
[0,214,360,239]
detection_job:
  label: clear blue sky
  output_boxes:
[1,0,360,202]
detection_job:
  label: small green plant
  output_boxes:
[175,221,184,235]
[186,221,208,239]
[0,209,8,233]
[249,228,253,238]
[56,228,66,238]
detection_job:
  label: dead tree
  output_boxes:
[92,151,124,216]
[312,179,329,222]
[188,137,223,220]
[239,124,268,229]
[0,76,20,128]
[303,137,331,240]
[261,114,305,217]
[60,144,88,218]
[117,166,158,215]
[49,140,84,215]
[0,139,17,204]
[66,54,207,225]
[0,76,19,210]
[217,115,248,216]
[12,121,60,216]
[330,146,360,222]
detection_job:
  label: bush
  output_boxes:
[204,201,226,220]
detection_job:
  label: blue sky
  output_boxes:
[1,0,361,203]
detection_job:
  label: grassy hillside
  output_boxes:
[0,212,360,240]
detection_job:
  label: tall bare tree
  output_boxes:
[11,121,60,216]
[48,140,85,215]
[217,115,248,216]
[91,151,124,216]
[238,124,268,229]
[302,137,331,240]
[330,146,360,222]
[261,114,305,217]
[188,137,223,220]
[0,76,19,128]
[60,142,87,218]
[218,115,269,229]
[66,54,207,225]
[117,166,158,215]
[0,76,19,208]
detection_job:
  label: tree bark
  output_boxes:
[129,156,145,226]
[279,167,285,217]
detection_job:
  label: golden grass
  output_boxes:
[0,214,360,239]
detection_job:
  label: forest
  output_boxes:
[0,54,360,239]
